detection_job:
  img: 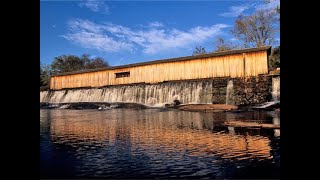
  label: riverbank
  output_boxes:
[175,104,238,112]
[40,102,279,112]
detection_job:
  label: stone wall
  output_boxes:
[211,75,277,105]
[212,78,228,104]
[232,75,273,105]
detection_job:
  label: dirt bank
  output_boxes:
[176,104,238,112]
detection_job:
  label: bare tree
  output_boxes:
[192,46,207,55]
[214,37,238,52]
[231,9,279,47]
[265,0,280,14]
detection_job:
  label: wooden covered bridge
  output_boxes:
[50,46,271,90]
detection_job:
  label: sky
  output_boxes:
[40,0,280,66]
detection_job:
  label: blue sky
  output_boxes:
[40,0,279,66]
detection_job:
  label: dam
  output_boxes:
[41,46,279,106]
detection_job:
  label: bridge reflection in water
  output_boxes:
[41,109,280,179]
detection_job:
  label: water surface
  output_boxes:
[40,109,280,179]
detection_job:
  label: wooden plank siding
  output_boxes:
[50,48,269,90]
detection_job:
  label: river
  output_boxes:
[40,108,280,179]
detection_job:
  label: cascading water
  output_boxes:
[273,116,280,137]
[40,80,213,106]
[272,76,280,101]
[272,77,280,137]
[255,76,280,108]
[226,80,235,105]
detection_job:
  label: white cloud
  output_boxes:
[255,0,280,11]
[62,19,229,54]
[68,19,103,34]
[148,21,164,28]
[139,24,229,54]
[79,0,109,13]
[230,38,238,41]
[61,19,133,52]
[219,0,279,17]
[219,5,249,17]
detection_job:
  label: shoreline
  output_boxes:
[40,102,280,112]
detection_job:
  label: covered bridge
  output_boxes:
[50,46,271,90]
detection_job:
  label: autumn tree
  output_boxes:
[192,46,207,55]
[231,9,279,48]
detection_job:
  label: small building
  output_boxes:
[50,46,271,90]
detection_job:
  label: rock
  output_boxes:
[68,103,100,109]
[59,104,70,109]
[110,104,120,108]
[173,99,181,106]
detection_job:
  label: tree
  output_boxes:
[85,57,109,69]
[80,54,91,65]
[40,65,44,87]
[214,37,238,52]
[192,46,207,55]
[40,64,52,91]
[51,55,86,74]
[265,0,280,14]
[50,54,109,74]
[269,46,280,69]
[231,9,279,48]
[41,54,109,89]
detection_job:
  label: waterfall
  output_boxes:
[254,76,280,108]
[228,126,235,134]
[273,116,280,137]
[272,77,280,101]
[40,80,213,106]
[226,80,234,105]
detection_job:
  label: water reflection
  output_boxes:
[40,109,280,179]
